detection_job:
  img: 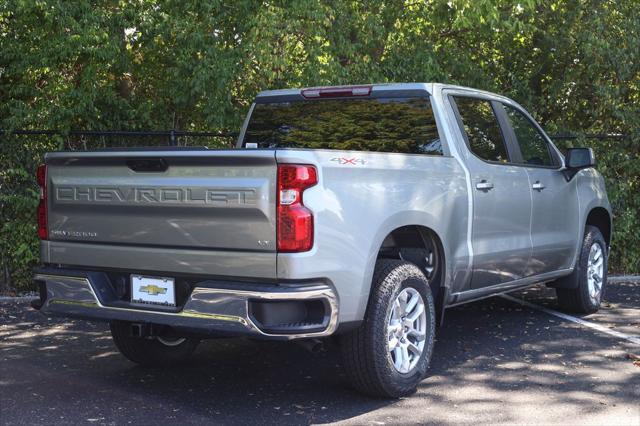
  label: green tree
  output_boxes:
[1,0,638,291]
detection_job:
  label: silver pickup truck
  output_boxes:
[32,83,611,397]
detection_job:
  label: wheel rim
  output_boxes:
[387,287,427,374]
[156,336,186,347]
[587,242,605,304]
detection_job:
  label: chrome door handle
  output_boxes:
[475,180,494,191]
[532,181,545,191]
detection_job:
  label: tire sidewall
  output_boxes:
[578,227,608,311]
[372,263,436,393]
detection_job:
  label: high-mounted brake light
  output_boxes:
[277,164,318,252]
[36,164,48,240]
[301,85,372,99]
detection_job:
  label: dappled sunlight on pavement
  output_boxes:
[1,282,638,425]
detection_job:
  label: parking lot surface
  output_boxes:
[1,281,638,425]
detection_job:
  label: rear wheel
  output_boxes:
[556,226,608,314]
[110,321,200,366]
[340,259,436,398]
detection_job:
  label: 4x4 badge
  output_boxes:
[331,157,366,165]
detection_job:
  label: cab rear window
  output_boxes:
[242,97,442,155]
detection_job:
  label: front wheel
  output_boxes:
[340,259,436,398]
[556,226,608,314]
[110,321,200,367]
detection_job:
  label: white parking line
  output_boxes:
[500,294,640,346]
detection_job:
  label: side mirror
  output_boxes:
[564,148,596,180]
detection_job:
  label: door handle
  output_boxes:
[475,180,494,191]
[532,181,545,191]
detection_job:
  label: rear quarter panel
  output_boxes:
[275,149,469,323]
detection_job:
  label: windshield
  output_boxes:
[242,97,442,155]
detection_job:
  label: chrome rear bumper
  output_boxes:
[33,268,338,340]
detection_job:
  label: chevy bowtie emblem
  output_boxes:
[139,284,167,296]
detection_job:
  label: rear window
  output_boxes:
[241,97,442,155]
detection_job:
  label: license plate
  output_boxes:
[131,275,176,307]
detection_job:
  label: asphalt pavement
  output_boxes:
[1,281,638,425]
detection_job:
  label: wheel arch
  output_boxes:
[370,223,448,326]
[548,206,612,290]
[585,207,612,249]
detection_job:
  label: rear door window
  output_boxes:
[242,97,442,155]
[453,97,510,163]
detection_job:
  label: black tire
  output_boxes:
[556,226,608,314]
[340,259,436,398]
[110,321,200,367]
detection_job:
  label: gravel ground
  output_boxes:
[1,281,638,425]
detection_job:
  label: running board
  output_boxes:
[447,269,573,307]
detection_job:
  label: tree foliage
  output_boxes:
[1,0,638,291]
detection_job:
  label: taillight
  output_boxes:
[36,164,47,240]
[277,164,317,252]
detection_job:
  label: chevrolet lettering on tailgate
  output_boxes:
[55,186,257,205]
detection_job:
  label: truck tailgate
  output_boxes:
[43,149,277,278]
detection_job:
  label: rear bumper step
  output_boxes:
[33,268,338,339]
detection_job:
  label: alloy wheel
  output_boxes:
[387,287,427,374]
[586,242,605,304]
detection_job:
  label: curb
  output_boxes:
[0,295,38,302]
[608,275,640,283]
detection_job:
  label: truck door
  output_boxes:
[450,95,532,289]
[496,102,580,275]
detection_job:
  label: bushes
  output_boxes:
[587,137,640,274]
[554,136,640,274]
[1,133,637,294]
[0,136,57,292]
[0,134,232,293]
[1,0,638,292]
